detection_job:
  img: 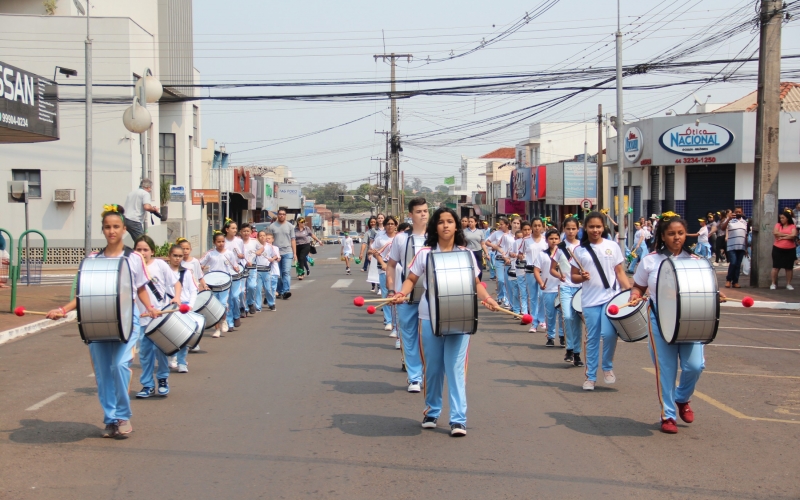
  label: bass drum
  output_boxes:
[76,257,134,343]
[426,250,478,336]
[571,288,583,315]
[656,257,719,344]
[606,290,648,342]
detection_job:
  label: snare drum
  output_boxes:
[656,257,719,344]
[256,265,270,272]
[516,259,527,268]
[606,290,648,342]
[231,269,244,282]
[241,267,250,279]
[554,292,561,310]
[185,311,205,349]
[205,271,232,292]
[525,265,536,272]
[144,305,197,355]
[425,250,478,336]
[571,288,583,314]
[76,257,134,344]
[193,290,226,328]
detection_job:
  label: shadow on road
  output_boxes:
[6,419,101,443]
[488,359,569,370]
[331,413,421,437]
[74,387,98,396]
[341,342,395,350]
[545,412,655,437]
[495,378,618,393]
[322,380,405,394]
[335,364,399,373]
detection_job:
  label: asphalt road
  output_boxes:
[1,245,799,499]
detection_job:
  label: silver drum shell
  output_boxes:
[656,257,719,344]
[426,250,478,336]
[192,290,226,329]
[606,290,649,342]
[76,257,133,343]
[144,306,196,355]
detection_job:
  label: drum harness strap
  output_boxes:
[402,230,425,303]
[580,241,617,291]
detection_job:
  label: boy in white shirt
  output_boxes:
[342,234,354,275]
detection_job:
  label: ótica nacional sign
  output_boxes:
[658,123,733,156]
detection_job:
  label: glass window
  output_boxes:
[12,169,41,198]
[159,133,176,186]
[192,106,198,147]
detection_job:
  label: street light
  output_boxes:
[123,68,162,183]
[665,109,677,116]
[53,66,78,80]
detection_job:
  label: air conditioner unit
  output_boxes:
[54,189,76,203]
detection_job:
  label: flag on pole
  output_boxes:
[444,176,455,185]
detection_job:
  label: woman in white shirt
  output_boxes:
[167,244,199,371]
[570,212,631,391]
[393,208,498,437]
[525,218,548,332]
[550,217,583,365]
[176,237,207,291]
[133,235,180,399]
[200,232,240,336]
[371,215,398,331]
[223,219,245,327]
[533,229,563,347]
[628,214,722,434]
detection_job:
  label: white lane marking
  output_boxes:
[326,257,338,260]
[723,313,799,318]
[719,327,800,332]
[26,392,67,411]
[721,301,800,311]
[88,373,95,377]
[707,344,800,351]
[331,279,353,288]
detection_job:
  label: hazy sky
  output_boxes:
[193,0,799,188]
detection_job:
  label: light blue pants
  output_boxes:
[513,270,528,315]
[176,301,191,365]
[508,274,520,314]
[559,286,582,353]
[228,279,242,326]
[379,273,392,325]
[628,244,648,273]
[277,253,293,295]
[214,288,230,328]
[694,242,712,259]
[541,291,563,339]
[246,268,258,306]
[526,273,542,323]
[139,329,170,388]
[647,311,704,421]
[488,251,497,279]
[583,303,618,382]
[90,308,140,424]
[397,303,423,384]
[256,271,278,310]
[495,259,507,303]
[420,320,470,426]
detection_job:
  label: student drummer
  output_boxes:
[46,204,158,439]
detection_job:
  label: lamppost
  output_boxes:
[72,0,92,256]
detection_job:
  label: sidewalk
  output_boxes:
[0,285,76,340]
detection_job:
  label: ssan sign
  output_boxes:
[0,60,59,143]
[659,123,733,156]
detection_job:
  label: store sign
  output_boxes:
[191,189,220,204]
[624,127,643,162]
[277,183,302,210]
[0,60,59,143]
[169,185,186,202]
[510,167,531,201]
[659,123,734,156]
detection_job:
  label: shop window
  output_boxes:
[12,169,41,198]
[159,133,176,186]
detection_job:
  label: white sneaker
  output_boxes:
[212,329,221,338]
[582,380,595,391]
[713,262,719,267]
[384,323,393,331]
[770,284,777,290]
[408,382,421,393]
[787,284,795,290]
[528,325,537,333]
[603,370,616,384]
[539,322,547,331]
[395,339,401,349]
[178,364,188,373]
[190,344,201,352]
[168,356,178,370]
[389,329,397,338]
[221,322,229,333]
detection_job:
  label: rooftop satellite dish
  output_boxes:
[73,0,86,15]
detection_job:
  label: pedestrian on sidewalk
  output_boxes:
[122,179,161,245]
[46,205,158,438]
[719,207,748,288]
[268,209,296,299]
[771,210,797,290]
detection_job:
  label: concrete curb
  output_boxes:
[721,301,800,311]
[0,311,77,346]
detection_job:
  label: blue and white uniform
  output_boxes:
[372,232,395,327]
[138,258,178,391]
[535,249,563,340]
[199,248,239,327]
[408,245,480,427]
[571,239,624,382]
[634,250,705,423]
[510,237,528,315]
[243,238,262,309]
[255,243,280,310]
[486,229,511,304]
[87,249,149,425]
[524,234,548,326]
[554,240,582,354]
[172,267,199,367]
[224,236,245,322]
[389,230,426,386]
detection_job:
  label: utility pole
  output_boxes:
[597,104,604,210]
[615,0,626,253]
[373,53,412,217]
[583,121,588,215]
[372,131,389,213]
[84,0,92,256]
[751,0,784,288]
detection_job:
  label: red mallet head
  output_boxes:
[742,296,755,308]
[179,303,191,314]
[521,314,533,325]
[13,306,25,317]
[608,304,620,315]
[480,282,487,288]
[366,305,376,315]
[353,296,365,307]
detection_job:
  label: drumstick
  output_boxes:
[353,296,396,306]
[151,304,192,316]
[13,306,62,317]
[721,296,755,307]
[482,302,533,324]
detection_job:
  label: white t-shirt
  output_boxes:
[571,239,624,308]
[553,240,581,288]
[122,188,152,223]
[242,238,262,267]
[342,237,354,256]
[534,251,560,293]
[697,226,709,245]
[181,258,204,281]
[633,250,696,308]
[633,229,649,249]
[486,230,507,254]
[138,259,178,326]
[172,267,198,305]
[224,237,245,262]
[527,235,548,256]
[88,249,149,301]
[408,246,479,321]
[372,233,394,275]
[389,231,426,279]
[200,249,239,275]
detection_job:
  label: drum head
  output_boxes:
[118,259,133,342]
[656,258,679,343]
[572,288,583,313]
[426,256,438,335]
[606,290,633,319]
[205,271,231,289]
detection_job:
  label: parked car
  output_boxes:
[349,231,361,244]
[323,235,340,244]
[253,222,271,234]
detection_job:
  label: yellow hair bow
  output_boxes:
[224,217,233,224]
[600,208,610,215]
[213,230,223,235]
[660,211,679,219]
[102,204,119,213]
[175,237,188,244]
